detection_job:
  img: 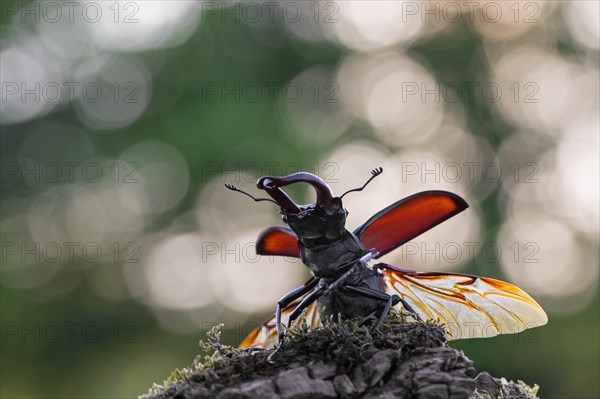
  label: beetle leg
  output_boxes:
[285,283,327,331]
[396,296,423,321]
[323,263,356,296]
[342,285,393,331]
[275,276,319,341]
[324,251,377,296]
[268,281,325,364]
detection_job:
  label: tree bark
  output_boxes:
[142,318,539,399]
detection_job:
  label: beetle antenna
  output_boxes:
[224,183,279,205]
[340,167,383,199]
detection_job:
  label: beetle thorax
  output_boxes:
[282,197,347,248]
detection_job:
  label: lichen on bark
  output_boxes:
[141,313,539,399]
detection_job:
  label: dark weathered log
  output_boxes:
[142,316,539,399]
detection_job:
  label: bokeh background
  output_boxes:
[1,1,598,398]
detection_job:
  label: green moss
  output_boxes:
[470,378,539,399]
[142,312,444,397]
[141,312,540,399]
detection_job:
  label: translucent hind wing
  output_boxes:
[375,263,548,340]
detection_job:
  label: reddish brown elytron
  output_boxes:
[225,168,547,352]
[256,226,301,258]
[354,192,467,258]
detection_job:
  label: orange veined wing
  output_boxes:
[256,226,301,258]
[239,291,322,349]
[374,263,548,340]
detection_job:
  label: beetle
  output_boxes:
[225,168,547,354]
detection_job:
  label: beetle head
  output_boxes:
[257,172,348,245]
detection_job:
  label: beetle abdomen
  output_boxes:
[318,269,384,320]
